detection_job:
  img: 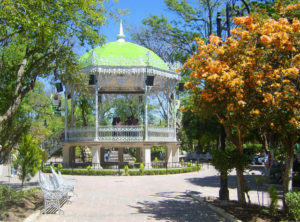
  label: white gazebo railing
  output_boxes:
[98,126,143,142]
[65,126,175,142]
[148,127,176,142]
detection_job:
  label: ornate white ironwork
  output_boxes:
[82,66,180,80]
[66,126,176,142]
[148,127,176,142]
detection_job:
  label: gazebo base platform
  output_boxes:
[62,141,180,169]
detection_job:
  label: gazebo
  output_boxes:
[61,22,181,168]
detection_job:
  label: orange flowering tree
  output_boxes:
[182,3,299,204]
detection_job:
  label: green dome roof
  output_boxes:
[80,41,169,71]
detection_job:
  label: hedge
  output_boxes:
[42,165,201,176]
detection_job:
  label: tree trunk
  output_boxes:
[219,125,229,200]
[282,137,295,211]
[223,124,246,203]
[236,129,246,204]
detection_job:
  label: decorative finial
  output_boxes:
[117,20,125,42]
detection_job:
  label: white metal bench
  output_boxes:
[39,169,77,214]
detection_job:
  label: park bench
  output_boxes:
[39,168,77,214]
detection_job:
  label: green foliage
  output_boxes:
[140,164,145,175]
[42,166,200,176]
[57,163,63,171]
[43,167,120,176]
[181,111,220,153]
[151,146,165,160]
[187,161,192,167]
[210,144,236,175]
[39,148,48,166]
[17,135,42,187]
[285,191,300,221]
[124,165,129,175]
[268,185,279,215]
[87,165,91,172]
[0,0,112,149]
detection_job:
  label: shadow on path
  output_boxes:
[186,174,275,191]
[130,192,225,222]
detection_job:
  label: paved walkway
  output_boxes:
[0,164,273,222]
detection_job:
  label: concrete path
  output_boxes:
[0,163,274,222]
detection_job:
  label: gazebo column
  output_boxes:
[95,76,99,141]
[62,144,72,168]
[100,148,105,167]
[118,148,124,164]
[167,94,170,128]
[143,146,152,168]
[166,145,173,167]
[64,84,68,141]
[136,148,142,163]
[91,145,102,169]
[70,87,75,127]
[171,144,179,163]
[173,89,177,141]
[144,86,148,141]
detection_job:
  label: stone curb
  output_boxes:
[185,190,242,222]
[24,211,41,222]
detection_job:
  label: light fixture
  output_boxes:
[145,76,155,86]
[55,83,63,92]
[89,74,96,85]
[178,83,185,92]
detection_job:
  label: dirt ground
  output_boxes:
[1,192,43,222]
[207,199,289,222]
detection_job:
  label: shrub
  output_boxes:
[17,135,42,187]
[42,165,201,176]
[57,163,63,170]
[124,165,129,175]
[140,164,144,175]
[285,191,300,221]
[268,185,278,215]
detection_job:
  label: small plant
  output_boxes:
[268,185,278,215]
[181,158,184,165]
[57,163,63,171]
[154,157,158,168]
[87,165,91,172]
[285,191,300,221]
[140,164,144,175]
[133,157,136,163]
[254,175,266,206]
[187,161,192,167]
[124,165,129,175]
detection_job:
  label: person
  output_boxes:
[10,146,18,177]
[0,145,3,177]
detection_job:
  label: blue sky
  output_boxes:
[73,0,176,56]
[102,0,172,43]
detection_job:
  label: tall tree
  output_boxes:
[183,2,299,205]
[0,0,110,153]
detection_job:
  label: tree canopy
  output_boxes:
[182,2,299,204]
[0,0,110,152]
